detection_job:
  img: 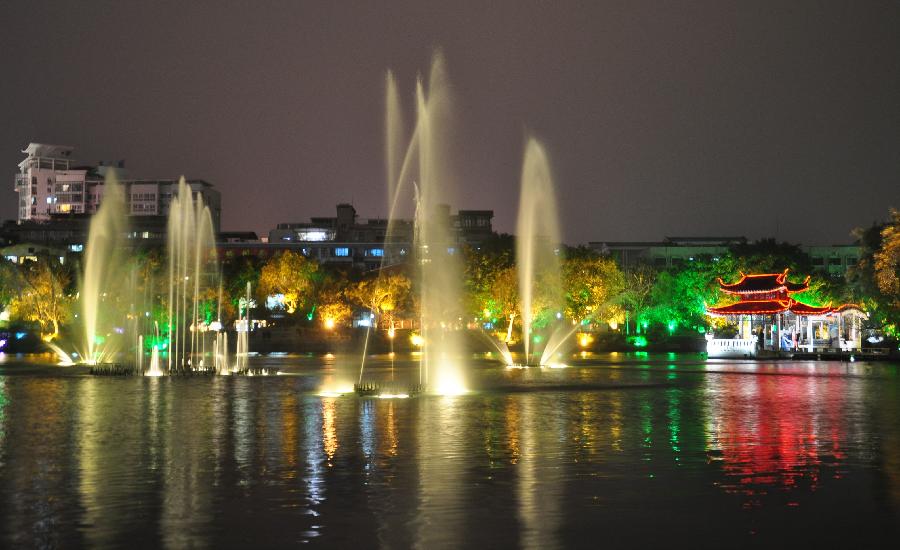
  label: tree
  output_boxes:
[561,247,625,324]
[619,264,656,331]
[728,238,813,274]
[646,259,729,331]
[8,257,73,340]
[346,269,412,328]
[315,268,352,328]
[257,251,318,315]
[462,234,515,319]
[874,209,900,304]
[0,260,16,312]
[221,256,263,321]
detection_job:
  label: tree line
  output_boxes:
[2,209,898,345]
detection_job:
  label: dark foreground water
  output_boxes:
[0,352,898,549]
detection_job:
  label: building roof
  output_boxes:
[717,269,809,295]
[707,298,834,316]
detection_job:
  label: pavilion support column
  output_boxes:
[806,316,814,352]
[837,314,843,350]
[776,313,782,353]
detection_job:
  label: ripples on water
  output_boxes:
[0,353,898,548]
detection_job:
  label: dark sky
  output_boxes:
[2,1,898,245]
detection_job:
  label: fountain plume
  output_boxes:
[80,171,129,364]
[516,138,563,365]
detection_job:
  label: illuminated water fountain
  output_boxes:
[514,138,573,367]
[166,178,219,373]
[351,52,467,397]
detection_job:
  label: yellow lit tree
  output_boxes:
[562,249,625,324]
[8,257,73,341]
[257,251,318,314]
[874,208,900,305]
[346,270,411,328]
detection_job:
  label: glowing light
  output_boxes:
[387,327,396,339]
[630,335,648,348]
[577,332,594,348]
[376,393,410,399]
[544,362,568,369]
[410,333,424,347]
[324,318,335,330]
[434,364,467,395]
[317,386,354,398]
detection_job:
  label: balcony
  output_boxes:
[14,174,26,189]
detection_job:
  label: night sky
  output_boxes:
[2,1,898,245]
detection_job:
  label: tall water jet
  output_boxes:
[385,70,405,212]
[166,178,218,372]
[80,171,129,364]
[516,138,563,365]
[414,53,466,395]
[146,345,163,377]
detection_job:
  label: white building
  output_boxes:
[14,143,221,232]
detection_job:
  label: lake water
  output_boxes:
[1,352,898,548]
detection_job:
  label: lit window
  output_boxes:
[334,247,350,257]
[368,248,384,257]
[68,244,84,252]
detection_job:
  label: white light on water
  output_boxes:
[376,393,410,399]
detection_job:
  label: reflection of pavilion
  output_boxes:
[706,270,865,357]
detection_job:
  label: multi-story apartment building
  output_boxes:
[14,143,221,232]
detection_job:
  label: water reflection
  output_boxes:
[0,358,897,548]
[705,372,856,502]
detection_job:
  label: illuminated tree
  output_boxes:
[874,208,900,303]
[8,257,73,340]
[846,210,900,336]
[619,264,656,331]
[0,260,16,312]
[486,266,519,326]
[346,269,412,328]
[561,247,624,324]
[220,256,263,321]
[462,234,515,319]
[257,251,318,314]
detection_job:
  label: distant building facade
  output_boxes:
[241,203,494,270]
[13,143,221,232]
[589,236,860,276]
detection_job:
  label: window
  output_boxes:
[334,247,350,257]
[69,244,84,252]
[812,257,825,266]
[368,248,384,257]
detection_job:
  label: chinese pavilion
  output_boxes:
[706,269,865,356]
